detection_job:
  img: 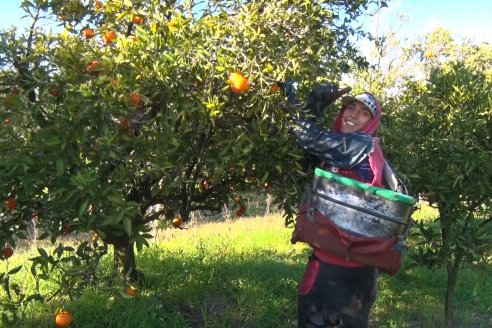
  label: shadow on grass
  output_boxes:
[18,246,492,328]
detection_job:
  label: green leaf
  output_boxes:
[8,265,22,275]
[56,159,65,173]
[123,217,132,236]
[78,200,89,218]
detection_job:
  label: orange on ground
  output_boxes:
[172,217,182,227]
[227,72,250,93]
[125,286,138,297]
[103,30,117,44]
[83,28,95,39]
[55,310,73,327]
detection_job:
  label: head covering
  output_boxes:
[332,92,381,136]
[341,93,378,117]
[332,92,384,187]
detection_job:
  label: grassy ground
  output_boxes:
[1,212,491,327]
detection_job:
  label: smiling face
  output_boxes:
[340,101,374,133]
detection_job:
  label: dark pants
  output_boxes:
[298,255,377,328]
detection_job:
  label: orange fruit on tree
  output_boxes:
[5,198,16,211]
[86,60,101,76]
[1,247,14,259]
[129,92,143,107]
[110,79,120,88]
[95,0,103,9]
[271,82,280,92]
[120,117,133,134]
[49,85,60,97]
[132,16,144,25]
[4,95,15,107]
[55,310,73,327]
[227,72,249,93]
[172,217,182,227]
[83,28,95,39]
[103,30,117,44]
[62,225,73,235]
[34,211,41,221]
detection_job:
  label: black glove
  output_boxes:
[279,81,302,108]
[305,82,340,117]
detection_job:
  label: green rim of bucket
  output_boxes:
[314,168,417,206]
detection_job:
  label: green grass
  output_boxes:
[1,213,491,328]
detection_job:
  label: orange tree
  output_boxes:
[378,31,492,327]
[0,0,386,323]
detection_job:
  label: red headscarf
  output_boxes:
[331,93,385,187]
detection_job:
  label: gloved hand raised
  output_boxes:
[304,82,341,117]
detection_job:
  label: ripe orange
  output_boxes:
[424,50,434,59]
[95,0,103,9]
[234,195,242,203]
[129,92,143,107]
[62,225,73,235]
[172,217,182,227]
[1,247,14,259]
[125,286,138,297]
[120,117,133,133]
[271,82,280,92]
[83,28,95,39]
[49,85,60,97]
[227,72,249,93]
[55,310,73,327]
[132,16,144,25]
[103,30,117,44]
[110,79,120,88]
[86,60,101,76]
[4,95,15,107]
[5,198,16,210]
[34,211,41,221]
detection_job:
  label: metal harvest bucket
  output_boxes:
[309,168,417,238]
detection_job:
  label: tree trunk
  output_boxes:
[112,236,146,286]
[444,259,460,328]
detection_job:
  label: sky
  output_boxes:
[0,0,491,44]
[368,0,492,44]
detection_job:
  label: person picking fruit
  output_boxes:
[283,82,408,328]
